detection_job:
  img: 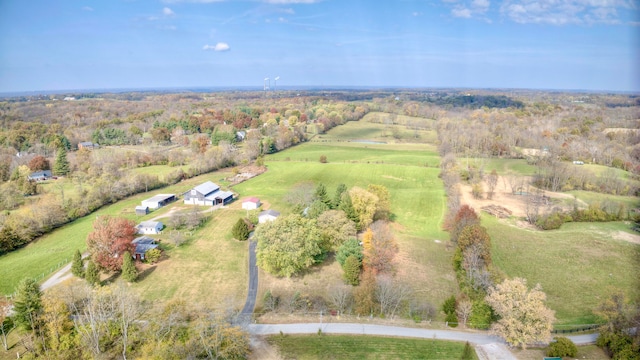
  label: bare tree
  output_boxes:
[456,299,473,328]
[376,276,411,319]
[327,283,353,314]
[486,170,499,200]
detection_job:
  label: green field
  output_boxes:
[267,334,478,360]
[487,215,640,325]
[457,157,538,176]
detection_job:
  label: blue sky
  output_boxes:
[0,0,638,92]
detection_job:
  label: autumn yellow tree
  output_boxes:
[486,278,555,349]
[348,187,378,230]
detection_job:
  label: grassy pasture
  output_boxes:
[269,143,441,168]
[457,157,538,176]
[487,215,640,325]
[567,190,640,209]
[267,334,478,360]
[314,112,438,144]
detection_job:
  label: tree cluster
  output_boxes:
[6,280,250,359]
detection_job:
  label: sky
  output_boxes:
[0,0,638,93]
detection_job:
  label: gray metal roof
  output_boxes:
[259,209,280,217]
[138,221,162,228]
[142,194,176,203]
[133,236,156,244]
[193,181,219,196]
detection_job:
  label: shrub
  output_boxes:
[547,337,578,358]
[445,312,458,327]
[319,155,327,163]
[442,295,457,315]
[342,255,361,286]
[145,248,162,264]
[536,212,565,230]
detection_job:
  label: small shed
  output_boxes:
[136,221,163,234]
[259,209,280,223]
[242,197,261,210]
[132,236,159,261]
[135,206,149,216]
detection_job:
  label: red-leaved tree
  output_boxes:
[86,216,137,272]
[449,205,480,245]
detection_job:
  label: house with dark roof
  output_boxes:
[259,209,280,223]
[28,170,52,181]
[183,181,233,206]
[132,236,159,261]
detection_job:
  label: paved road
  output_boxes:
[248,322,599,346]
[241,240,258,315]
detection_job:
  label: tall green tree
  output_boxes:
[342,255,361,286]
[339,191,359,227]
[315,183,332,208]
[255,214,322,277]
[85,260,100,286]
[71,249,84,278]
[13,278,42,331]
[53,146,70,176]
[121,251,137,282]
[333,183,347,208]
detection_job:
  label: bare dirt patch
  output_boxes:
[249,335,282,360]
[382,175,404,181]
[613,230,640,245]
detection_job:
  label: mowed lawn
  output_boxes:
[0,170,234,295]
[267,335,477,360]
[131,207,248,309]
[487,215,640,325]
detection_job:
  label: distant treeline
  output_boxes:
[411,94,525,109]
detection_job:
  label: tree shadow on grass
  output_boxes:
[137,265,156,282]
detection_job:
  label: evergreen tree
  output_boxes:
[339,191,359,226]
[71,249,84,278]
[333,183,347,208]
[85,260,100,286]
[315,183,332,208]
[53,146,70,176]
[342,255,361,286]
[231,218,250,241]
[13,278,42,331]
[121,251,137,282]
[460,342,474,360]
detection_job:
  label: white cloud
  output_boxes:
[82,6,94,11]
[163,0,223,3]
[163,7,175,16]
[452,7,472,17]
[262,0,321,4]
[471,0,490,11]
[500,0,634,25]
[412,11,423,16]
[203,42,230,51]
